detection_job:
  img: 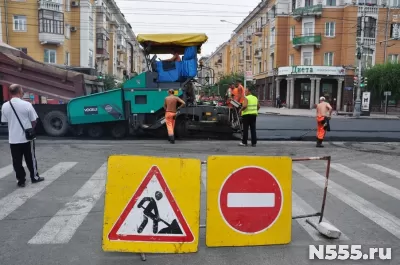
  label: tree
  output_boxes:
[214,72,255,97]
[365,62,400,104]
[103,74,118,91]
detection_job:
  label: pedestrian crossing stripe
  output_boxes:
[107,165,194,243]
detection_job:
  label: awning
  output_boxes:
[137,33,208,54]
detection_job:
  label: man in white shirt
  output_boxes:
[1,84,44,187]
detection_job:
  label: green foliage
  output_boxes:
[103,74,118,91]
[213,72,255,97]
[365,62,400,101]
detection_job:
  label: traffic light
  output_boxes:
[97,72,104,81]
[360,77,368,88]
[353,76,358,86]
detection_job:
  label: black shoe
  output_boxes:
[32,177,45,183]
[17,182,25,188]
[169,136,175,144]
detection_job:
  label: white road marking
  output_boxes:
[0,162,26,180]
[28,163,107,244]
[292,192,349,241]
[364,163,400,180]
[0,162,77,220]
[332,163,400,201]
[293,163,400,240]
[227,193,275,207]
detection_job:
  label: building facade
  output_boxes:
[0,0,143,82]
[207,0,400,110]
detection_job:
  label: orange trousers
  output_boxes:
[165,112,176,136]
[316,116,326,140]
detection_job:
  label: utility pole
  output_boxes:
[383,6,391,63]
[353,5,365,118]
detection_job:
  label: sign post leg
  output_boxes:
[319,156,331,223]
[140,253,146,261]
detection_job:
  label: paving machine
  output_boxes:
[66,33,242,139]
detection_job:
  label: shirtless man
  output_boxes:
[164,89,185,144]
[316,96,332,147]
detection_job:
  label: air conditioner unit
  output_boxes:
[70,27,77,32]
[71,1,79,7]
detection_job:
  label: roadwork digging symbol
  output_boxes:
[108,166,194,242]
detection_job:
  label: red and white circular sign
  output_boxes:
[218,166,283,234]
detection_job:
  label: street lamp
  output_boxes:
[220,19,247,89]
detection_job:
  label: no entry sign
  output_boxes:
[219,166,283,234]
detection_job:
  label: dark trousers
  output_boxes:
[10,141,40,184]
[242,114,257,145]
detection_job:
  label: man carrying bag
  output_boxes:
[1,84,44,187]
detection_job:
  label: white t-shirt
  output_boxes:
[1,98,38,144]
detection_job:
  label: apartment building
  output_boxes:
[209,0,400,110]
[95,0,144,81]
[0,0,142,83]
[204,42,231,84]
[0,0,97,69]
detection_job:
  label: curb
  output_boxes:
[256,136,400,142]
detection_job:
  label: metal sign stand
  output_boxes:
[136,155,334,261]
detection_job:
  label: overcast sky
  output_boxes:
[115,0,261,57]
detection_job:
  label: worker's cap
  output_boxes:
[320,96,326,101]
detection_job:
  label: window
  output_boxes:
[303,52,312,65]
[13,15,26,31]
[392,0,400,7]
[39,10,64,34]
[88,50,93,68]
[17,47,27,54]
[387,54,398,63]
[44,49,56,64]
[325,22,335,37]
[270,27,275,46]
[258,61,262,73]
[358,48,373,69]
[289,54,294,66]
[324,52,334,66]
[326,0,336,6]
[89,17,94,41]
[66,0,70,11]
[391,23,399,39]
[65,24,70,39]
[357,17,376,38]
[304,22,313,36]
[305,0,312,7]
[65,51,70,65]
[290,26,295,41]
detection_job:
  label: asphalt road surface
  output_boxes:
[2,114,400,141]
[255,115,400,141]
[0,139,399,265]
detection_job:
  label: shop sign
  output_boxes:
[278,66,345,76]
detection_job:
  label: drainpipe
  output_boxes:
[4,0,10,44]
[128,42,134,74]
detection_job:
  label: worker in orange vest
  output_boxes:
[233,79,245,105]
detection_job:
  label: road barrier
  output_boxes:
[102,154,333,261]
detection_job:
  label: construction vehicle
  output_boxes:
[65,33,242,139]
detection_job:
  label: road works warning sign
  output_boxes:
[102,155,201,253]
[206,156,292,247]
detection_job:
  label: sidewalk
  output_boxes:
[259,107,400,120]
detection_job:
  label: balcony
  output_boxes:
[117,60,126,68]
[96,37,109,60]
[96,6,111,21]
[39,0,63,12]
[217,58,222,64]
[97,27,109,40]
[246,35,252,43]
[254,28,263,37]
[39,18,64,45]
[292,34,321,49]
[292,4,322,20]
[254,49,262,58]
